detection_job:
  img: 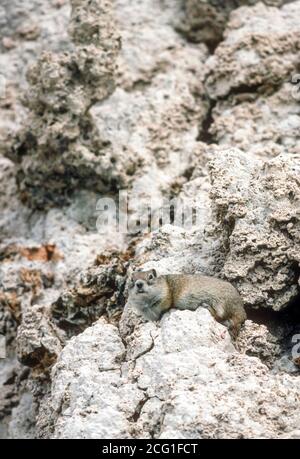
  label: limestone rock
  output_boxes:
[38,309,300,439]
[91,0,209,225]
[177,1,289,50]
[8,0,122,208]
[37,319,142,439]
[209,83,300,158]
[0,0,71,144]
[208,149,300,310]
[16,305,62,368]
[205,2,300,99]
[8,392,36,439]
[51,249,131,333]
[237,320,282,366]
[2,0,300,441]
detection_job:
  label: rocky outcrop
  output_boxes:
[127,146,300,312]
[8,392,36,439]
[0,0,71,146]
[205,2,300,98]
[37,309,300,439]
[16,305,63,369]
[8,0,122,208]
[208,149,300,310]
[88,0,209,224]
[1,0,300,440]
[5,0,210,213]
[177,0,290,50]
[209,83,300,158]
[51,248,132,334]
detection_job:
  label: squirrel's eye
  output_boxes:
[148,274,153,281]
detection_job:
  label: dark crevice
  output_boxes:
[244,289,300,369]
[197,100,216,144]
[128,394,150,423]
[279,290,300,327]
[134,332,155,360]
[227,83,264,98]
[180,30,223,54]
[217,80,284,104]
[198,78,284,145]
[206,38,222,55]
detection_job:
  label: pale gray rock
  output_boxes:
[1,0,300,441]
[16,305,62,368]
[237,320,282,366]
[0,1,70,51]
[0,0,71,143]
[7,0,121,208]
[205,1,300,98]
[176,0,290,50]
[129,145,300,313]
[0,157,29,239]
[37,319,142,439]
[6,0,210,210]
[39,309,300,439]
[8,392,36,439]
[209,83,300,158]
[91,0,209,227]
[208,148,300,310]
[114,0,208,90]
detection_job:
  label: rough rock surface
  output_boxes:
[176,0,290,50]
[208,149,300,310]
[205,1,300,99]
[38,310,300,439]
[129,146,300,313]
[5,0,209,210]
[0,0,300,440]
[51,248,132,334]
[7,0,122,208]
[0,0,71,144]
[210,82,300,158]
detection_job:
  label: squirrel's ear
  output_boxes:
[151,269,157,278]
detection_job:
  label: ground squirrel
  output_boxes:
[128,269,246,337]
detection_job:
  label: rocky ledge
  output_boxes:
[0,0,299,439]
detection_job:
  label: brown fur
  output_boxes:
[127,270,246,337]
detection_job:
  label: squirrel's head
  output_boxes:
[128,269,158,296]
[128,269,169,321]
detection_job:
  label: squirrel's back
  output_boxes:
[128,270,246,335]
[165,274,246,335]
